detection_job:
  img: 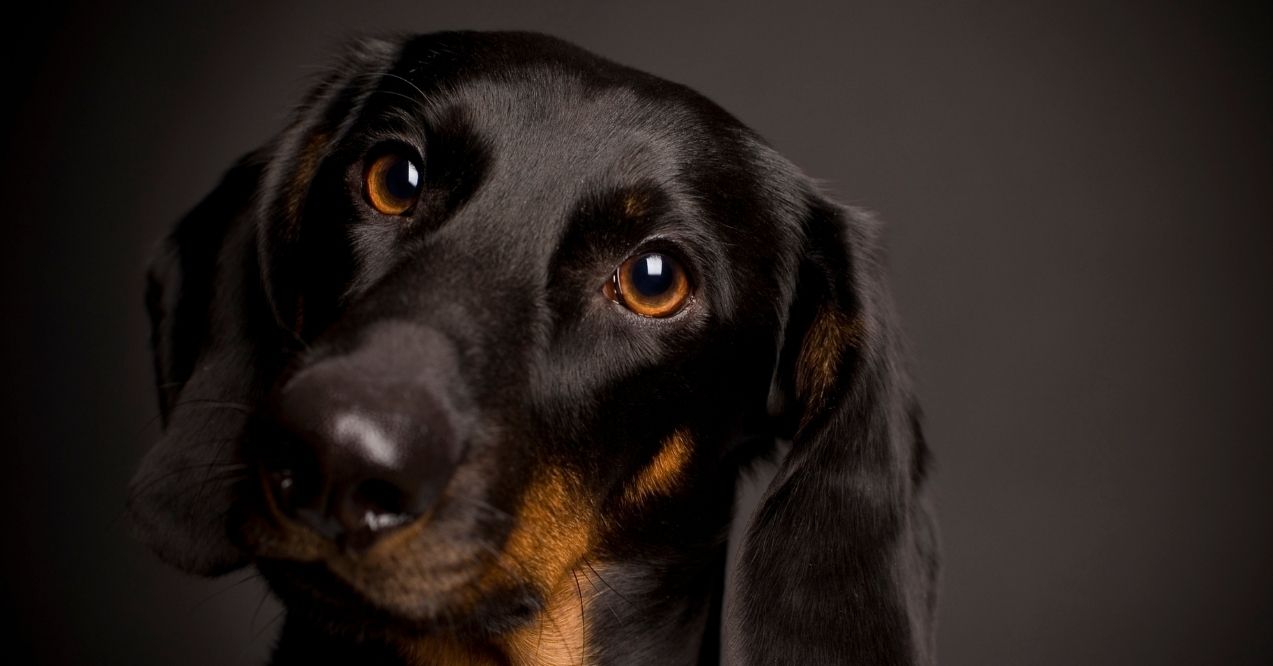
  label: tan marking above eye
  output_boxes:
[623,430,693,506]
[364,151,422,215]
[608,252,692,318]
[622,192,648,218]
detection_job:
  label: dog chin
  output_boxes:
[256,557,542,640]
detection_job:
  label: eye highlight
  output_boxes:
[364,150,422,216]
[607,252,691,318]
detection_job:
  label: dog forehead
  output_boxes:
[447,74,694,177]
[386,34,723,195]
[346,33,789,283]
[395,74,712,263]
[466,79,689,206]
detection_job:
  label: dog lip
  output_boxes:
[258,558,410,629]
[243,494,497,614]
[256,555,510,634]
[286,504,416,547]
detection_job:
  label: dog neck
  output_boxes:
[270,543,726,666]
[498,547,726,666]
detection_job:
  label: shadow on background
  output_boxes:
[2,1,1271,664]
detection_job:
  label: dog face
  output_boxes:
[130,32,936,663]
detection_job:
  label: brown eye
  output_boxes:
[608,252,691,317]
[364,151,422,215]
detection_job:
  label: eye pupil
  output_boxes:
[631,254,673,297]
[385,158,420,200]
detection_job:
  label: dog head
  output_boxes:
[130,31,935,663]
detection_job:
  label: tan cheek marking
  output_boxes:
[500,570,595,666]
[259,461,601,664]
[400,636,504,666]
[401,564,599,666]
[395,468,598,665]
[487,469,598,665]
[623,429,693,506]
[482,468,598,598]
[795,306,864,422]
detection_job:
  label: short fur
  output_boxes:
[129,31,939,665]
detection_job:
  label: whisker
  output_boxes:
[379,71,428,102]
[125,467,247,510]
[131,399,253,438]
[582,558,635,610]
[124,449,247,501]
[189,571,262,613]
[239,608,286,664]
[249,584,275,637]
[379,71,432,114]
[577,562,622,623]
[189,435,251,518]
[536,600,547,659]
[572,569,587,665]
[368,88,428,111]
[447,495,516,523]
[474,541,523,581]
[111,459,247,534]
[171,398,253,412]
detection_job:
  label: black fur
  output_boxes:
[128,31,938,665]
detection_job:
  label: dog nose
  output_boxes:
[262,326,466,546]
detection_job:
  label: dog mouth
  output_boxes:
[230,392,598,643]
[258,558,400,629]
[255,552,546,643]
[235,460,543,637]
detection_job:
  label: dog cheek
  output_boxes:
[497,571,594,665]
[483,467,598,600]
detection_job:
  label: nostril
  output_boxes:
[266,468,297,509]
[258,435,426,545]
[260,439,326,523]
[346,479,416,532]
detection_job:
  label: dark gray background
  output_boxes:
[3,1,1271,664]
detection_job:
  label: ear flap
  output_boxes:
[129,37,400,575]
[129,150,275,575]
[145,152,268,424]
[730,198,939,664]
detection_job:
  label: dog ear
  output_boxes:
[144,152,269,425]
[129,149,275,575]
[730,196,939,664]
[128,38,399,575]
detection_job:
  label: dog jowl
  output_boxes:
[129,31,938,666]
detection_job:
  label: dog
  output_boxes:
[128,31,938,665]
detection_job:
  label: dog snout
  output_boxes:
[262,323,468,547]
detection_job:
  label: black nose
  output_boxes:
[262,325,466,547]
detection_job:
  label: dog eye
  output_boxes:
[364,151,422,216]
[608,252,691,317]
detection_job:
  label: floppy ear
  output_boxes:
[145,152,269,425]
[128,37,399,575]
[129,149,276,575]
[730,197,939,664]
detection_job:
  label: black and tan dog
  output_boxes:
[128,31,938,665]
